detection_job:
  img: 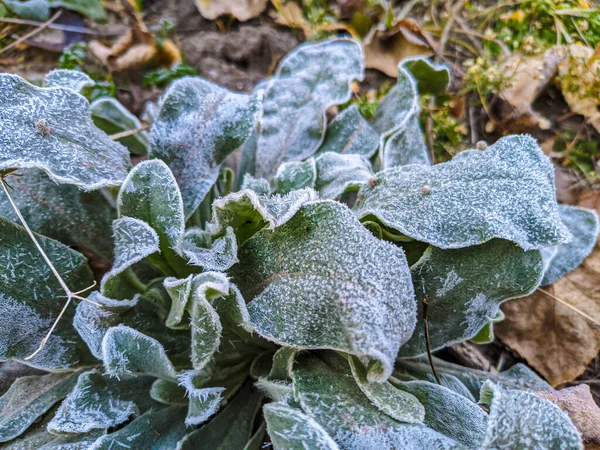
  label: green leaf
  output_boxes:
[0,74,130,190]
[150,77,262,218]
[315,152,373,199]
[48,370,159,433]
[89,405,188,450]
[232,201,416,381]
[354,135,570,250]
[0,372,80,442]
[268,347,297,381]
[402,57,450,96]
[349,356,425,424]
[396,380,487,447]
[179,227,238,271]
[0,217,93,369]
[177,383,262,449]
[264,402,339,450]
[274,159,316,194]
[0,169,115,259]
[150,379,187,404]
[243,39,364,179]
[480,381,582,449]
[102,325,178,380]
[44,69,94,93]
[241,174,271,195]
[91,97,149,155]
[293,352,460,449]
[317,104,379,158]
[177,370,224,426]
[400,239,544,357]
[4,0,49,21]
[542,205,599,286]
[48,0,106,20]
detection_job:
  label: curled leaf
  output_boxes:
[43,69,94,93]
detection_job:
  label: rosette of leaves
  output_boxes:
[0,42,594,449]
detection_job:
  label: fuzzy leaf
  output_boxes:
[315,152,373,199]
[400,239,544,357]
[44,69,94,93]
[542,205,599,286]
[48,0,106,20]
[354,135,570,250]
[177,383,262,449]
[0,217,93,369]
[402,57,450,96]
[89,405,188,450]
[178,371,224,426]
[293,352,460,449]
[102,325,177,380]
[274,159,316,194]
[0,74,130,190]
[0,372,79,442]
[0,169,115,259]
[150,77,262,217]
[150,379,187,404]
[232,201,416,381]
[91,97,149,155]
[480,381,582,449]
[48,370,158,434]
[179,227,238,271]
[317,104,379,158]
[241,175,271,195]
[264,403,339,450]
[349,356,425,424]
[4,0,49,21]
[396,380,487,448]
[245,39,364,178]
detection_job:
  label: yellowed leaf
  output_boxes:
[195,0,268,22]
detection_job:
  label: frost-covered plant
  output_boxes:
[0,39,597,449]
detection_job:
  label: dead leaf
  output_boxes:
[558,44,600,134]
[497,46,566,131]
[536,384,600,445]
[195,0,268,22]
[363,19,432,78]
[270,1,312,36]
[89,4,181,72]
[497,235,600,386]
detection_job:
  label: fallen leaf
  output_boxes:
[195,0,268,22]
[89,4,181,72]
[363,19,432,78]
[536,384,600,446]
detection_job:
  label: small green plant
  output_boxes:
[143,63,198,88]
[0,40,595,449]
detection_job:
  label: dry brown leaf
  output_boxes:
[536,384,600,445]
[558,44,600,134]
[363,19,432,78]
[89,5,181,72]
[497,46,565,131]
[195,0,268,22]
[270,1,312,36]
[497,234,600,386]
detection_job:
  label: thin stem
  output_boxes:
[24,296,73,360]
[0,16,119,35]
[0,11,62,55]
[537,288,600,327]
[423,297,442,385]
[109,124,150,141]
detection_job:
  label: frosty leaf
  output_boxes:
[0,169,115,259]
[349,356,425,424]
[101,217,159,299]
[179,227,238,271]
[400,239,544,357]
[269,347,298,381]
[206,188,316,245]
[178,371,224,426]
[91,97,150,155]
[316,104,379,158]
[402,57,450,96]
[480,381,582,449]
[232,200,416,381]
[0,372,79,442]
[354,135,571,250]
[0,216,93,369]
[315,152,373,200]
[293,352,460,449]
[241,174,271,195]
[44,69,94,93]
[48,370,158,434]
[0,74,130,190]
[177,383,262,449]
[264,403,339,450]
[542,205,599,286]
[90,405,188,450]
[102,325,177,380]
[4,0,49,21]
[382,114,430,168]
[48,0,106,20]
[246,39,364,178]
[150,77,262,217]
[396,380,487,447]
[151,379,187,404]
[274,159,316,194]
